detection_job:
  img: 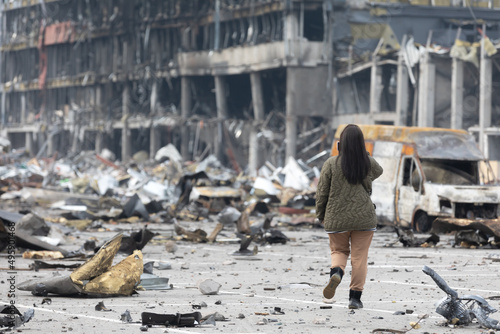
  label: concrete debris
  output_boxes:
[198,279,222,295]
[16,213,50,236]
[120,310,133,323]
[155,144,183,164]
[164,240,178,253]
[95,301,112,312]
[217,206,241,225]
[200,312,226,325]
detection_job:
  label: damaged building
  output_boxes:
[1,0,500,173]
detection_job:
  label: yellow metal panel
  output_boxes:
[411,0,430,5]
[334,124,468,144]
[193,186,242,198]
[471,0,490,6]
[402,144,415,155]
[433,0,451,6]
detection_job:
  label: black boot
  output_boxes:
[329,267,344,279]
[323,267,344,299]
[348,289,363,309]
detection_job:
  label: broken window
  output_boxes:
[402,157,420,191]
[420,159,478,185]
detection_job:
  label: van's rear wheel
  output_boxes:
[414,212,432,233]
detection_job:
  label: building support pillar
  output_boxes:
[214,75,228,162]
[451,58,464,129]
[25,132,34,156]
[21,93,26,124]
[395,51,409,126]
[95,132,103,155]
[249,72,265,175]
[121,83,131,162]
[417,52,436,127]
[370,57,382,118]
[47,132,56,156]
[479,31,492,154]
[1,90,5,127]
[149,80,159,160]
[285,68,297,160]
[181,76,192,160]
[94,85,103,154]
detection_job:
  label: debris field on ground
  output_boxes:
[0,148,498,333]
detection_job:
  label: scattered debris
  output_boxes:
[18,233,143,297]
[391,228,440,247]
[95,301,112,312]
[164,240,178,253]
[198,279,222,295]
[141,312,202,327]
[29,260,82,271]
[423,265,500,329]
[0,305,34,329]
[433,218,500,248]
[120,310,133,323]
[139,273,173,290]
[22,250,65,260]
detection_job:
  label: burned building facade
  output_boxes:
[1,0,500,172]
[0,0,334,173]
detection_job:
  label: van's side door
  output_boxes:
[396,156,423,226]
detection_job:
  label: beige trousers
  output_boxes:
[328,230,374,291]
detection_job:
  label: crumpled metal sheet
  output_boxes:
[352,125,484,160]
[70,233,123,284]
[433,218,500,238]
[18,233,143,297]
[0,305,34,329]
[410,131,483,160]
[139,273,172,290]
[17,275,83,296]
[82,250,143,296]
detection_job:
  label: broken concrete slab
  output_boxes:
[217,206,241,225]
[16,212,50,236]
[155,143,183,163]
[198,279,222,295]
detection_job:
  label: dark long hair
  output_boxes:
[338,124,370,184]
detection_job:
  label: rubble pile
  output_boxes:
[0,146,322,250]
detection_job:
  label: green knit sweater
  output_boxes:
[315,155,383,232]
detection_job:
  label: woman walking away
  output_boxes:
[315,124,383,309]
